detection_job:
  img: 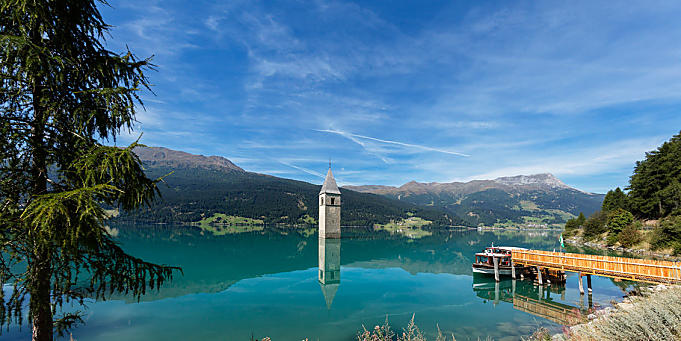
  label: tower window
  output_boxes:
[321,197,324,205]
[331,197,335,205]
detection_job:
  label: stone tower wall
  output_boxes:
[319,193,341,238]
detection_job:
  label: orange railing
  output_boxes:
[512,249,681,284]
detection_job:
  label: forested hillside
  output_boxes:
[118,148,461,226]
[564,131,681,253]
[347,174,603,227]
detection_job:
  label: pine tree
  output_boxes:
[576,212,586,227]
[628,131,681,218]
[602,187,628,212]
[1,1,179,339]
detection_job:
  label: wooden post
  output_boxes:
[493,256,500,282]
[511,261,516,279]
[494,280,500,305]
[512,278,516,295]
[537,266,543,285]
[578,273,584,295]
[587,274,592,293]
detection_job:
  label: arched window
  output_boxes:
[320,197,324,206]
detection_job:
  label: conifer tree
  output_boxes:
[1,1,179,339]
[602,187,628,212]
[628,131,681,218]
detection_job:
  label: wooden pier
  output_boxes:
[512,249,681,285]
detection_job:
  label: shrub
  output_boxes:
[568,286,681,340]
[583,211,608,240]
[605,232,619,246]
[618,222,642,248]
[357,315,455,341]
[651,215,681,253]
[607,209,634,234]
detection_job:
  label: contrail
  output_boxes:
[316,129,470,157]
[278,160,325,178]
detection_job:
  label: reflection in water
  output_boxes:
[472,275,588,326]
[318,237,341,309]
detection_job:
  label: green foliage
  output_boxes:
[605,232,619,246]
[564,211,587,237]
[563,218,579,236]
[651,215,681,254]
[0,1,179,338]
[607,208,634,234]
[627,131,681,219]
[576,212,586,226]
[618,222,642,248]
[583,211,608,240]
[602,187,628,212]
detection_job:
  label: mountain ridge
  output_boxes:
[128,146,603,228]
[346,173,591,195]
[124,146,459,226]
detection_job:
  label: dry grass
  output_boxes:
[357,315,457,341]
[566,286,681,340]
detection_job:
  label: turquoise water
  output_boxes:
[6,225,636,340]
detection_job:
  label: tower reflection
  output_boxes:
[318,237,341,309]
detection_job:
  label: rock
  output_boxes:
[618,302,634,310]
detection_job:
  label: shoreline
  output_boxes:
[551,284,680,340]
[565,235,681,261]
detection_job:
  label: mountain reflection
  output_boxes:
[106,224,562,302]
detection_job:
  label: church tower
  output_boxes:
[319,167,341,239]
[318,237,340,309]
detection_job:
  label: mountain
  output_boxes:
[119,147,460,226]
[134,146,244,172]
[345,174,604,228]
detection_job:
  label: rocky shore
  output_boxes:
[565,235,681,261]
[554,284,680,340]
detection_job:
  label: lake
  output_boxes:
[6,225,636,340]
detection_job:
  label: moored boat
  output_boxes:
[472,246,527,277]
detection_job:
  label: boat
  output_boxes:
[472,246,527,276]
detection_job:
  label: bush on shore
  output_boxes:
[651,215,681,254]
[618,222,643,248]
[566,286,681,341]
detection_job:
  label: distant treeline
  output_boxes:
[564,131,681,252]
[116,167,461,227]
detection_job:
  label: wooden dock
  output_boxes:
[512,249,681,284]
[513,295,583,326]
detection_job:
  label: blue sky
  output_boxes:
[102,0,681,193]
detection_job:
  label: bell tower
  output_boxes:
[319,167,341,239]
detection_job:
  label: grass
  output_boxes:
[565,286,681,340]
[357,315,456,341]
[374,217,433,239]
[195,213,265,235]
[298,214,316,225]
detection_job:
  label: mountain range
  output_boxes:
[346,174,604,228]
[121,146,604,228]
[121,147,458,226]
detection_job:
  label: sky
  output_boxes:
[101,0,681,193]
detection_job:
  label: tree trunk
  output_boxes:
[30,32,53,338]
[31,253,53,341]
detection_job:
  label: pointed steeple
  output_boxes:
[320,283,339,309]
[320,168,341,194]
